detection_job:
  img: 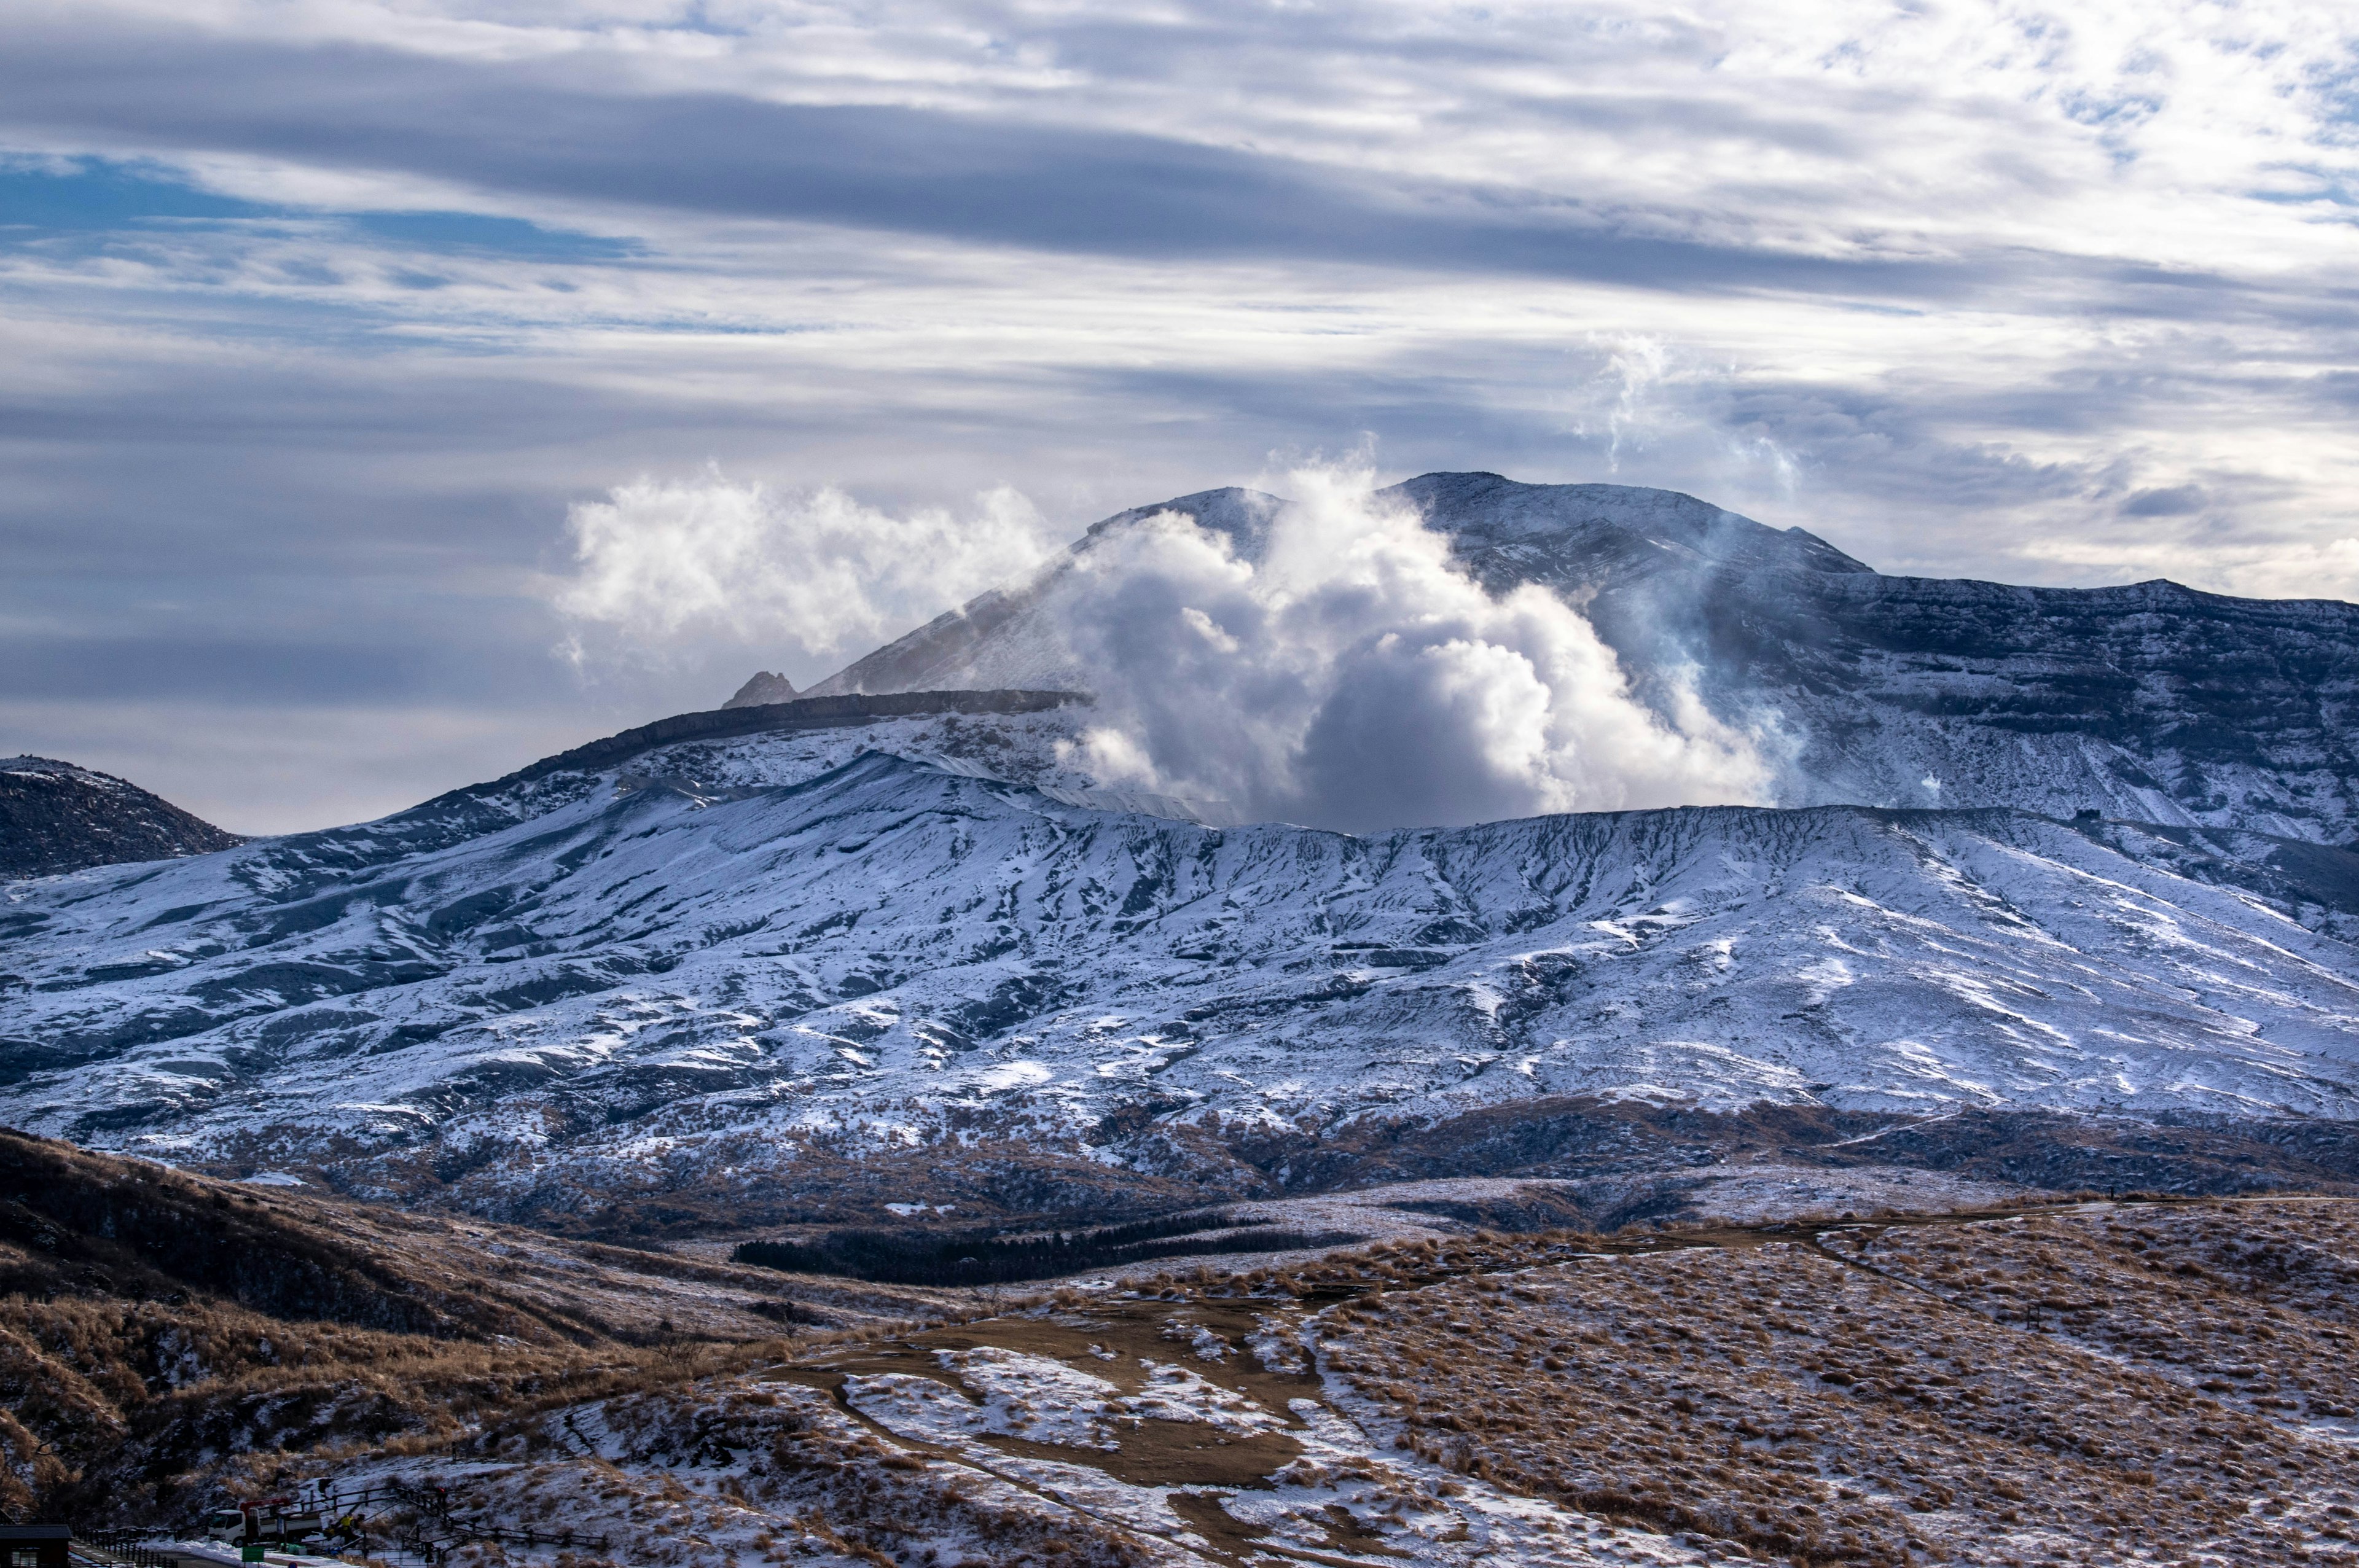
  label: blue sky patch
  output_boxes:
[0,157,268,229]
[0,155,635,261]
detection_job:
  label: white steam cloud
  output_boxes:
[549,461,1769,832]
[1047,465,1769,832]
[553,467,1060,663]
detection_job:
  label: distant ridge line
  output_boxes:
[496,688,1089,787]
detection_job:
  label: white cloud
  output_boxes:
[550,467,1062,664]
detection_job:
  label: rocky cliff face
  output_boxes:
[813,473,2359,844]
[0,756,243,880]
[1554,534,2359,846]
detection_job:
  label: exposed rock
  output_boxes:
[722,670,799,708]
[815,473,2359,844]
[488,687,1082,787]
[0,755,243,880]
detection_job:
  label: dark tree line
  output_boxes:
[733,1212,1361,1285]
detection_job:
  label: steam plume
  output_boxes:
[1049,464,1768,831]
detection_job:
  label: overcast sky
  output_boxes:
[4,0,2357,833]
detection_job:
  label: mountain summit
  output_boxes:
[0,755,243,880]
[809,474,2359,844]
[722,670,800,708]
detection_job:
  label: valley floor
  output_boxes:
[40,1185,2359,1568]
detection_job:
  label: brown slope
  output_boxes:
[0,1129,958,1524]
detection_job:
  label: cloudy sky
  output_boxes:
[4,0,2356,832]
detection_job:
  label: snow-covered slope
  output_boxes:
[810,473,2359,844]
[9,472,2358,1218]
[7,720,2357,1218]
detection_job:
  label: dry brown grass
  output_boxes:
[0,1126,987,1523]
[1306,1199,2359,1565]
[25,1112,2359,1568]
[0,1277,800,1520]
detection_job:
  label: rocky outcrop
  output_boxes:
[0,757,243,880]
[722,670,799,708]
[495,688,1084,786]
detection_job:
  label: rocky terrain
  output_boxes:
[724,672,800,709]
[0,755,242,880]
[26,1150,2359,1567]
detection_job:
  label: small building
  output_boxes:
[0,1525,70,1568]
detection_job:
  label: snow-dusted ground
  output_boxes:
[1196,1164,2041,1248]
[841,1344,1290,1451]
[303,1326,1722,1568]
[835,1340,1713,1566]
[6,722,2359,1206]
[184,1199,2359,1568]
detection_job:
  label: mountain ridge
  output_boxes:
[8,470,2359,1226]
[7,737,2358,1223]
[807,472,2359,844]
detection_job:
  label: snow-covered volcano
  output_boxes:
[6,720,2357,1220]
[814,473,2359,844]
[6,471,2358,1220]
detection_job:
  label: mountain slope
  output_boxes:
[810,473,2359,843]
[6,724,2357,1221]
[1,756,244,879]
[809,486,1286,698]
[10,472,2359,1225]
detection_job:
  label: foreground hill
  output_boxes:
[24,1163,2359,1568]
[814,473,2359,844]
[0,1127,968,1523]
[6,717,2357,1222]
[1,755,243,879]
